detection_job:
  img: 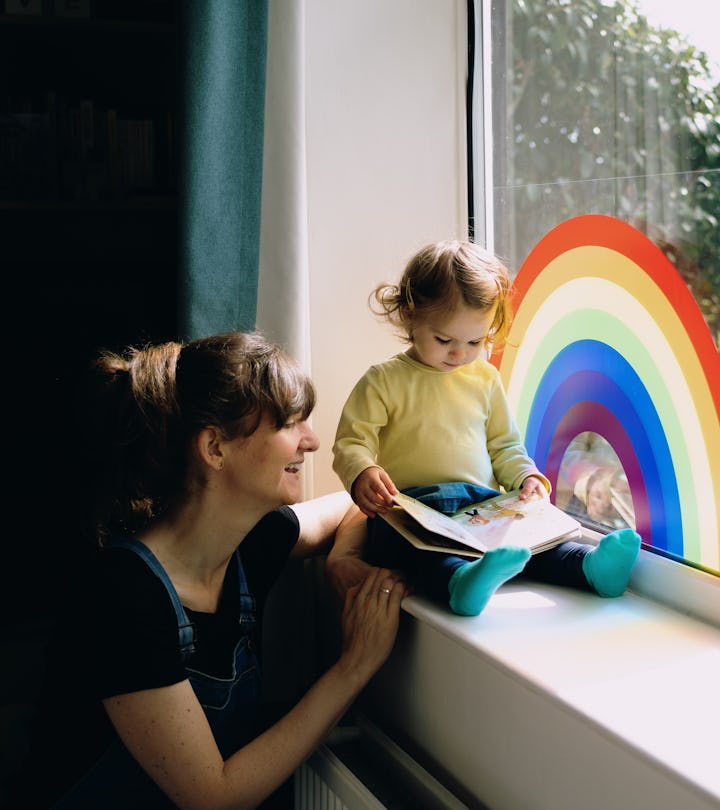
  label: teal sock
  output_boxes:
[582,528,641,597]
[448,547,531,616]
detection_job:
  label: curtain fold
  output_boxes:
[255,2,317,706]
[257,0,310,368]
[257,0,314,498]
[178,0,269,339]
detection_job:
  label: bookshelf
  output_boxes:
[1,0,180,620]
[1,0,179,336]
[1,1,178,207]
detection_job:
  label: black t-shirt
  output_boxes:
[17,507,299,808]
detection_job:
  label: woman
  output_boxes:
[16,331,402,809]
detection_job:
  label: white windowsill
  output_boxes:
[360,533,720,810]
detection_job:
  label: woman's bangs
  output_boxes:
[265,361,316,426]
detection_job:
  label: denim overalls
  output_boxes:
[53,538,261,809]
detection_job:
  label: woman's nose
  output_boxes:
[300,423,320,452]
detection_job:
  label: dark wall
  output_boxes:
[2,3,180,624]
[2,6,180,798]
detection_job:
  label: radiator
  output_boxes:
[295,745,386,810]
[294,717,472,810]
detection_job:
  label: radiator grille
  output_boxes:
[295,745,385,810]
[294,718,472,810]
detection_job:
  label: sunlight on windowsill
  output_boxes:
[489,589,557,609]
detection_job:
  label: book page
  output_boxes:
[448,492,581,552]
[391,492,485,550]
[390,491,580,554]
[380,508,487,557]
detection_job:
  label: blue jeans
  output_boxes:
[365,482,592,603]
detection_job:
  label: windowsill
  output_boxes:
[359,534,720,810]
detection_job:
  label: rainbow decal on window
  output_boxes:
[492,215,720,573]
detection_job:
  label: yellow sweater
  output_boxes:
[332,352,550,494]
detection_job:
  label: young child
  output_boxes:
[332,240,641,616]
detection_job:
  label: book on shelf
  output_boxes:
[381,490,582,558]
[4,0,42,15]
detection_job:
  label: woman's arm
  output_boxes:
[288,490,353,559]
[324,505,377,606]
[290,494,379,605]
[104,566,403,810]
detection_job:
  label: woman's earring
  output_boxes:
[218,460,224,471]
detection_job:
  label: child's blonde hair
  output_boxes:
[371,240,513,349]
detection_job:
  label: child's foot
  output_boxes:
[448,547,531,616]
[582,528,641,597]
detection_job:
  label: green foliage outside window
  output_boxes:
[494,0,719,345]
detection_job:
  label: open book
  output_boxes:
[380,490,582,558]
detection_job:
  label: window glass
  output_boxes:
[489,0,719,346]
[476,0,720,573]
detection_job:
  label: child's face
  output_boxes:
[406,304,496,372]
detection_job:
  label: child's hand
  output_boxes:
[352,467,398,517]
[519,475,548,500]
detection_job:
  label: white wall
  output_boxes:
[257,0,468,703]
[304,0,469,496]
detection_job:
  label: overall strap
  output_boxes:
[233,550,256,626]
[106,537,196,660]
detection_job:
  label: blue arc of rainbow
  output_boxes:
[493,215,720,573]
[526,341,679,555]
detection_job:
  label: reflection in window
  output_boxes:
[556,432,636,532]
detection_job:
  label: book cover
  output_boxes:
[381,490,581,558]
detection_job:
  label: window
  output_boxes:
[469,0,720,575]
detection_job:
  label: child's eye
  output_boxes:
[469,340,482,346]
[434,337,450,345]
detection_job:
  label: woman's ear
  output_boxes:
[196,427,225,472]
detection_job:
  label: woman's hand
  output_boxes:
[351,466,398,517]
[325,553,377,609]
[325,504,410,614]
[324,504,375,607]
[337,566,404,682]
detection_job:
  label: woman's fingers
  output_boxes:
[340,567,408,649]
[357,567,399,602]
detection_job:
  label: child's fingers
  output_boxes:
[379,470,399,496]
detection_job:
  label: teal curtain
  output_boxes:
[179,0,269,339]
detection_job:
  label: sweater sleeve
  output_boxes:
[332,367,388,492]
[485,373,551,493]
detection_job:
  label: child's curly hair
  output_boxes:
[370,240,513,349]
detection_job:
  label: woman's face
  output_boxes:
[225,412,319,510]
